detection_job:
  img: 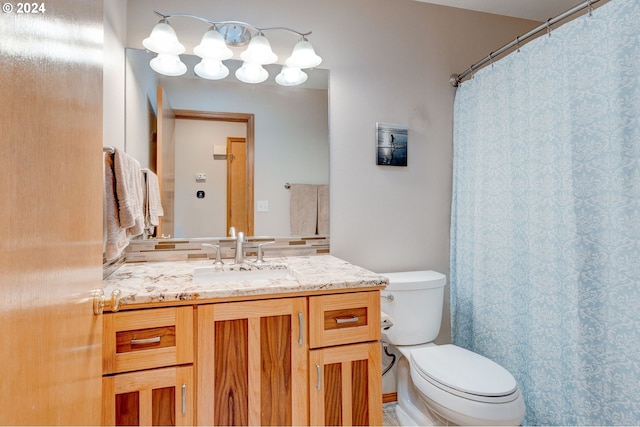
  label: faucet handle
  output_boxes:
[228,227,236,238]
[255,241,274,264]
[202,243,223,267]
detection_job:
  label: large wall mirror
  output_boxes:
[124,48,329,239]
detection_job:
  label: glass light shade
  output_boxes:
[235,62,269,84]
[194,59,229,80]
[193,27,233,60]
[275,65,307,86]
[142,21,185,55]
[149,54,187,76]
[240,34,277,65]
[285,39,322,69]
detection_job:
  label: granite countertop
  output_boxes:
[103,255,388,308]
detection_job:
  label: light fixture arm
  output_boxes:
[152,10,312,38]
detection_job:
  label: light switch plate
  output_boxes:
[256,200,269,212]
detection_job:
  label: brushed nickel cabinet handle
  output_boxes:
[130,336,161,345]
[181,384,187,414]
[335,316,359,324]
[316,364,322,390]
[298,312,304,345]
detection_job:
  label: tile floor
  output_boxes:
[383,402,400,426]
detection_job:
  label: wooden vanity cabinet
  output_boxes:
[102,289,382,426]
[102,306,195,426]
[196,298,308,426]
[308,291,383,426]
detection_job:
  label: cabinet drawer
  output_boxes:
[309,291,380,348]
[103,306,193,374]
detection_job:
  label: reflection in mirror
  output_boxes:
[124,48,329,239]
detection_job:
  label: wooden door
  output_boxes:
[227,137,252,235]
[0,0,103,423]
[197,298,308,426]
[156,85,176,238]
[103,366,194,426]
[309,343,383,426]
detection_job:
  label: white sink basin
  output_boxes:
[192,266,295,284]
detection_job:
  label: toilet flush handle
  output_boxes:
[381,293,394,302]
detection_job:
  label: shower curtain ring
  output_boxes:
[587,0,594,17]
[546,19,552,37]
[488,52,494,68]
[515,35,521,53]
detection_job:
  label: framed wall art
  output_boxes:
[376,122,408,166]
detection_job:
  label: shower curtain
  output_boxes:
[450,0,640,425]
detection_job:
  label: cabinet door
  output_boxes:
[103,365,194,426]
[197,298,308,426]
[309,342,382,426]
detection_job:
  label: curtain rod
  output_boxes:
[449,0,605,87]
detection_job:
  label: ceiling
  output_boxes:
[414,0,584,21]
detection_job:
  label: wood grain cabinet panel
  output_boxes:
[197,298,309,426]
[309,342,383,426]
[102,365,194,426]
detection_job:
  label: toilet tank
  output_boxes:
[380,270,447,346]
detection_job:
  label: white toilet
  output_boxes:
[380,270,525,426]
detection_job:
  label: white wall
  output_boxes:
[103,0,126,151]
[123,0,537,343]
[124,48,158,168]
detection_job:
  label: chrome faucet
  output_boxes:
[234,232,245,264]
[202,243,223,268]
[255,241,274,264]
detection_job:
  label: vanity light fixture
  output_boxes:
[142,11,322,86]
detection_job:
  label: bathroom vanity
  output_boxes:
[101,255,387,426]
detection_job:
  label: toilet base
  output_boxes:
[395,356,451,426]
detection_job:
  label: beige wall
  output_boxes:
[114,0,537,344]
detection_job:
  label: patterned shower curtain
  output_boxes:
[450,0,640,425]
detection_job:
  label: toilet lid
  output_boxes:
[410,344,517,399]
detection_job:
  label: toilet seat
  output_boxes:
[410,344,520,404]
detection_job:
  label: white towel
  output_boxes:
[104,153,129,261]
[113,148,144,237]
[143,170,163,235]
[290,184,318,235]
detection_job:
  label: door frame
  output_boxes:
[174,110,254,236]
